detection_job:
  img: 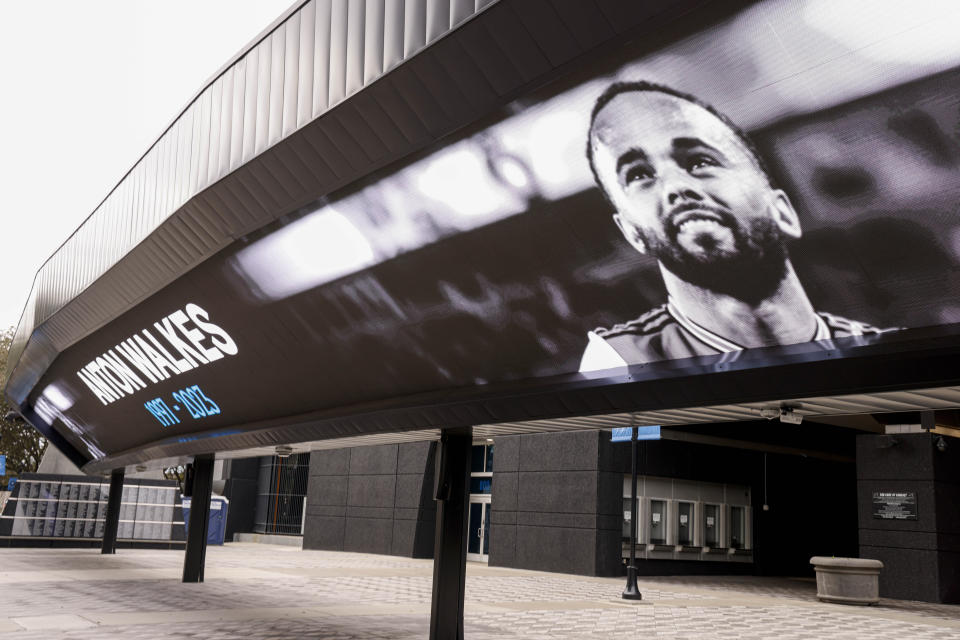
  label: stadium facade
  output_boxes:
[5,2,960,633]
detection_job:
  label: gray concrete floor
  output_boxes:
[1,543,959,638]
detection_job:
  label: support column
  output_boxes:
[100,468,125,555]
[857,431,960,603]
[182,454,214,583]
[429,427,472,640]
[622,428,642,599]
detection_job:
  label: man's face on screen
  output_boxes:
[589,90,801,298]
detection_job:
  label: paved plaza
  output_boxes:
[1,543,959,638]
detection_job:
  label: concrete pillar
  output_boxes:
[857,432,960,603]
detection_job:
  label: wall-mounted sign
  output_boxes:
[637,427,661,441]
[611,426,661,442]
[872,491,917,520]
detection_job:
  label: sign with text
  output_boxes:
[872,491,918,520]
[636,426,661,441]
[611,426,661,442]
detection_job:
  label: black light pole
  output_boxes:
[101,468,125,554]
[183,454,214,583]
[429,427,472,640]
[622,427,642,600]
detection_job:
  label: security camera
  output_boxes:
[779,408,803,425]
[759,406,780,420]
[936,436,948,453]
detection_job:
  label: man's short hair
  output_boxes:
[585,81,775,202]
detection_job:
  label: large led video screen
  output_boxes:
[27,0,960,461]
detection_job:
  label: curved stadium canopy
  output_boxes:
[7,0,960,474]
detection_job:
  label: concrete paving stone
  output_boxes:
[9,614,97,630]
[0,619,24,633]
[1,545,959,639]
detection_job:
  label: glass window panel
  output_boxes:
[468,503,482,554]
[677,502,693,545]
[471,446,485,473]
[622,498,632,538]
[469,477,492,494]
[730,506,745,549]
[485,445,494,472]
[704,504,719,547]
[649,499,666,544]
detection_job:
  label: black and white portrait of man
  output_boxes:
[580,82,892,371]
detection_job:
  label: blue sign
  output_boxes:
[636,425,661,441]
[0,454,5,476]
[611,426,661,442]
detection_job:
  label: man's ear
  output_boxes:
[770,189,802,240]
[613,213,647,254]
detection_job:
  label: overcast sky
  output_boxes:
[0,0,294,332]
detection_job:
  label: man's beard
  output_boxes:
[642,215,789,305]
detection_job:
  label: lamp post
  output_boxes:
[623,426,642,600]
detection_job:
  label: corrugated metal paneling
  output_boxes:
[6,0,504,405]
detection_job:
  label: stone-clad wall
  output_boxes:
[303,442,436,558]
[489,427,858,579]
[302,425,861,581]
[857,432,960,603]
[489,431,623,576]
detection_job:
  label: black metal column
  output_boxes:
[622,429,641,599]
[182,454,214,583]
[100,468,125,555]
[429,427,472,640]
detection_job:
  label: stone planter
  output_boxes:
[810,557,883,605]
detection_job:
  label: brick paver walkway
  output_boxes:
[0,544,958,638]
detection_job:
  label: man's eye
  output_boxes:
[687,154,718,172]
[624,165,654,185]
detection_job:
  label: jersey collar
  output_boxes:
[667,297,831,353]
